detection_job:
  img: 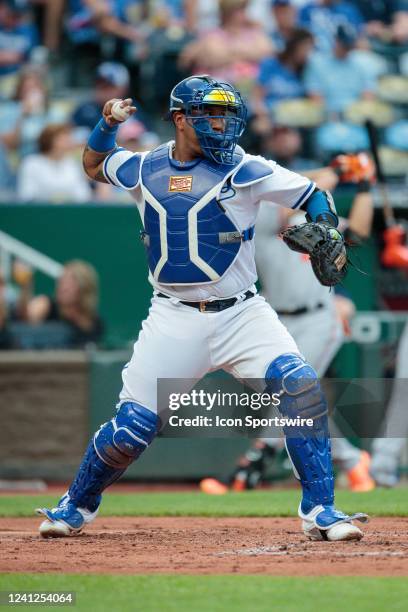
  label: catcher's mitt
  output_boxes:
[281,222,347,287]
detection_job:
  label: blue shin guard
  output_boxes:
[68,402,160,512]
[265,354,334,513]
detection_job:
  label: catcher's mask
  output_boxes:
[169,75,247,164]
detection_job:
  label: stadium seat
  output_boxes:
[377,75,408,105]
[344,99,394,127]
[273,98,325,128]
[315,122,369,155]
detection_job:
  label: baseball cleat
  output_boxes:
[299,503,369,542]
[199,478,228,495]
[347,451,375,492]
[36,493,99,538]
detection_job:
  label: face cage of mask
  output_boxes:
[185,106,247,164]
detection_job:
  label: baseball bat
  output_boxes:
[365,119,395,227]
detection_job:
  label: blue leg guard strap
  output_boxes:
[265,354,334,512]
[68,402,160,512]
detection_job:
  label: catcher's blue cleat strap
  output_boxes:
[315,510,370,530]
[36,506,85,529]
[300,503,370,530]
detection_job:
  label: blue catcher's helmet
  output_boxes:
[169,74,247,164]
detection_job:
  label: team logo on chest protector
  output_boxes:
[140,144,246,285]
[169,175,193,192]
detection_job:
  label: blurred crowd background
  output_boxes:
[0,0,407,204]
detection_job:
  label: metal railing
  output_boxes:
[0,230,63,281]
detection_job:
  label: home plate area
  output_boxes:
[1,516,407,576]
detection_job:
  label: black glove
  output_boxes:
[280,222,347,287]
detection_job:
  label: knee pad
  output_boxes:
[265,353,327,421]
[94,402,160,469]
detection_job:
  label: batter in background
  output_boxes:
[201,156,377,494]
[370,321,408,486]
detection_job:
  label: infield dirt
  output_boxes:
[1,517,407,576]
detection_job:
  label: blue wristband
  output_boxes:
[304,190,338,227]
[88,118,119,153]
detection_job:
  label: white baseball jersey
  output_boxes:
[103,142,315,301]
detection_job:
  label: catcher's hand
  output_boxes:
[281,222,347,286]
[102,98,137,127]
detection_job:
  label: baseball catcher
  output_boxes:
[37,75,368,542]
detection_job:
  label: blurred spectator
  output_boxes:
[299,0,365,52]
[152,0,185,27]
[25,260,103,348]
[184,0,220,34]
[270,0,299,50]
[111,0,151,63]
[72,61,130,130]
[150,0,219,33]
[260,124,320,170]
[117,119,160,152]
[392,3,408,44]
[65,1,148,85]
[0,142,15,193]
[0,0,39,77]
[17,123,92,202]
[0,270,12,348]
[66,0,100,46]
[0,260,33,348]
[304,23,375,114]
[179,0,273,91]
[245,0,274,32]
[0,67,68,157]
[355,1,408,45]
[27,0,65,52]
[66,0,146,51]
[252,28,314,116]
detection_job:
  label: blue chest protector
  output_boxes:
[139,144,267,285]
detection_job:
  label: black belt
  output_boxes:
[157,290,255,313]
[277,303,325,316]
